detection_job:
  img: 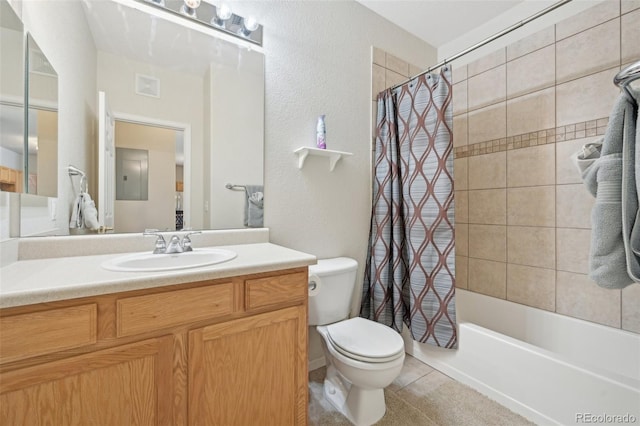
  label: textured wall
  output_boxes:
[225,1,437,364]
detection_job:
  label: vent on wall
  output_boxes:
[135,74,160,98]
[29,48,56,77]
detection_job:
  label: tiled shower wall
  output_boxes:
[371,0,640,333]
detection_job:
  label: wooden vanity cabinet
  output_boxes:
[0,267,309,426]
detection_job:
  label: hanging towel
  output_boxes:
[243,185,264,228]
[69,192,100,231]
[573,88,640,289]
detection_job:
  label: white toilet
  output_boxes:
[309,257,405,426]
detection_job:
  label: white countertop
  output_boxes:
[0,243,316,309]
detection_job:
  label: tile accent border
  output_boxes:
[454,117,609,159]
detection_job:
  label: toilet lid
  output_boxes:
[326,317,404,362]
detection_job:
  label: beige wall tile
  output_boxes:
[454,158,468,191]
[556,137,601,185]
[507,45,555,98]
[469,189,506,225]
[386,53,409,76]
[468,152,506,190]
[468,65,506,111]
[468,48,506,77]
[557,228,591,274]
[453,64,468,83]
[455,190,469,223]
[468,258,506,298]
[453,81,468,116]
[456,223,469,257]
[622,0,640,13]
[372,64,386,100]
[453,115,468,147]
[622,284,640,333]
[557,19,621,84]
[556,184,595,229]
[469,224,506,262]
[386,69,406,90]
[372,101,377,140]
[507,186,555,227]
[506,87,555,137]
[556,271,621,328]
[508,226,556,269]
[556,0,620,41]
[506,26,555,61]
[507,144,555,187]
[468,103,507,144]
[622,9,640,64]
[455,256,469,289]
[556,67,621,126]
[507,264,556,311]
[373,46,386,66]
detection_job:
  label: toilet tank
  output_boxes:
[308,257,358,326]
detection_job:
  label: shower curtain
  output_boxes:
[361,67,457,348]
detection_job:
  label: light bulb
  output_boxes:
[184,0,200,8]
[239,15,259,37]
[244,16,259,32]
[218,3,232,20]
[180,0,200,18]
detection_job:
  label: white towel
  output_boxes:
[69,192,99,231]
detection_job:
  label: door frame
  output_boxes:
[112,112,192,230]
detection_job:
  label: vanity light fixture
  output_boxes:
[140,0,262,46]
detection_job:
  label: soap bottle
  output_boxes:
[316,115,326,149]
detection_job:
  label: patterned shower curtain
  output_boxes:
[361,67,457,348]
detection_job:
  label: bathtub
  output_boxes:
[404,289,640,425]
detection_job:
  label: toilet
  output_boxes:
[309,257,405,426]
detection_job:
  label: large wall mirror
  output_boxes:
[10,0,264,237]
[0,0,25,195]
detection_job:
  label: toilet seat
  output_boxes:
[326,317,404,363]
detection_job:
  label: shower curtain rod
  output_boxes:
[390,0,573,91]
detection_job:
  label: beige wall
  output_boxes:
[96,50,204,230]
[208,52,264,229]
[114,121,175,233]
[447,0,639,333]
[35,109,57,198]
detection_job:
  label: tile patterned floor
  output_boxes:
[308,355,534,426]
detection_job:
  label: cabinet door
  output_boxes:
[0,336,173,425]
[189,306,308,426]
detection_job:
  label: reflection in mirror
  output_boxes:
[25,34,58,198]
[16,0,264,236]
[0,0,25,196]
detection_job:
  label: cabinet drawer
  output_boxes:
[117,283,234,337]
[245,272,307,311]
[0,304,97,364]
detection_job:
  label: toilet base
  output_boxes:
[323,365,386,426]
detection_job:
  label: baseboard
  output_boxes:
[309,356,326,372]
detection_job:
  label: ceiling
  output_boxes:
[356,0,527,48]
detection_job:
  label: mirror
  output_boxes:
[14,0,264,236]
[26,33,58,198]
[0,0,25,195]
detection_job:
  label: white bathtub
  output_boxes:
[404,289,640,425]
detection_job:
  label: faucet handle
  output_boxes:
[181,231,202,252]
[143,229,166,254]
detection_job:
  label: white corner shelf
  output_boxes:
[294,147,353,172]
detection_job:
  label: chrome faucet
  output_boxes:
[144,229,202,254]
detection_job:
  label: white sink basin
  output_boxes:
[101,248,237,272]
